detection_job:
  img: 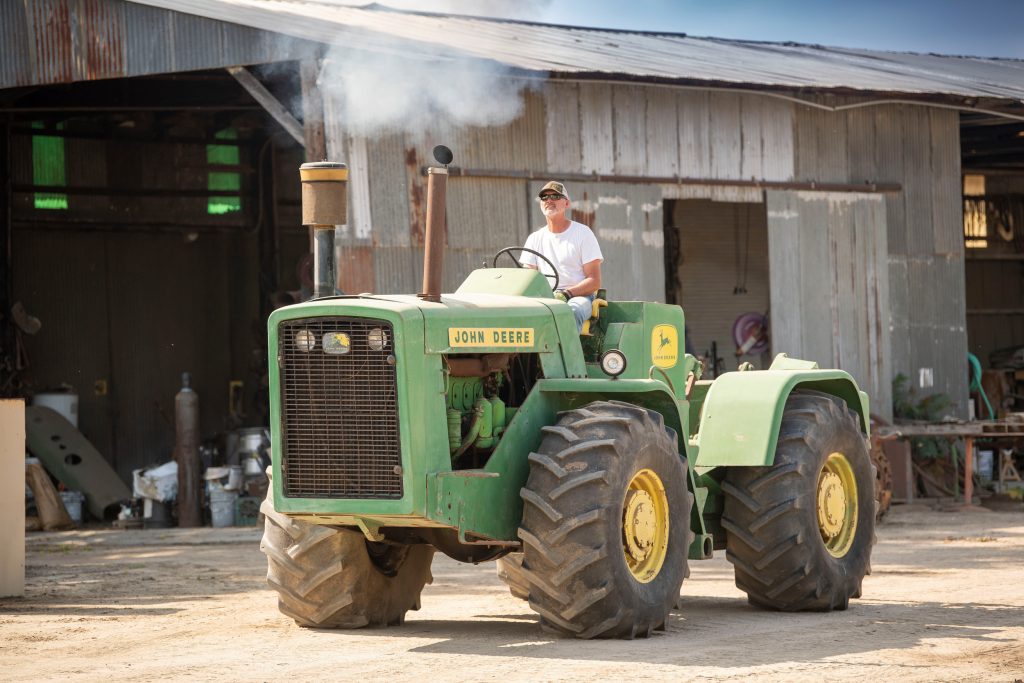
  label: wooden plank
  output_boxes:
[815,108,848,183]
[612,85,647,175]
[644,87,679,177]
[845,107,876,184]
[545,82,581,172]
[930,108,962,255]
[874,105,907,255]
[759,97,795,182]
[792,103,819,180]
[228,66,304,146]
[766,191,803,357]
[902,106,934,255]
[347,135,373,241]
[579,83,614,174]
[709,92,741,180]
[677,90,711,178]
[367,134,411,247]
[739,94,763,180]
[0,400,25,597]
[832,198,858,374]
[799,195,835,367]
[865,197,893,418]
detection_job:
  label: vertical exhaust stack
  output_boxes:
[299,162,348,299]
[419,145,454,303]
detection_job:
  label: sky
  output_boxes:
[537,0,1024,58]
[376,0,1024,59]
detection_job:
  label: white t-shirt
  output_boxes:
[521,221,603,289]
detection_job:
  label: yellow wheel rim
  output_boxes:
[817,452,858,558]
[622,468,670,583]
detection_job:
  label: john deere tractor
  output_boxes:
[260,152,874,639]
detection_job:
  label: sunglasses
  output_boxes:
[539,193,565,201]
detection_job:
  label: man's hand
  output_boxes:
[554,288,572,302]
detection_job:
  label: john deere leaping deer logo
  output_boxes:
[651,324,678,369]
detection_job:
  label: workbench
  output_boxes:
[875,421,1024,508]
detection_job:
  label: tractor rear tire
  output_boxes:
[260,486,434,628]
[496,553,529,600]
[518,400,692,639]
[722,390,875,611]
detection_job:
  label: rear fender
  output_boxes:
[694,361,868,468]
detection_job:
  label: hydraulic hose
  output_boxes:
[968,353,995,420]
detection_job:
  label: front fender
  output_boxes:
[694,367,869,468]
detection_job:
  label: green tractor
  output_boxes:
[260,154,875,639]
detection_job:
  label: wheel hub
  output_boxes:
[817,471,846,538]
[621,468,670,583]
[816,452,859,558]
[623,490,657,561]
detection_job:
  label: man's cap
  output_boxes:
[538,181,570,202]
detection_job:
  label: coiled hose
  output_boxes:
[968,352,995,420]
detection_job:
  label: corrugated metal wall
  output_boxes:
[793,103,967,417]
[0,0,317,88]
[322,79,967,418]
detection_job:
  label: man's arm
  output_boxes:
[565,259,602,297]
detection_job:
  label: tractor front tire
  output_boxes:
[722,390,875,611]
[260,488,434,628]
[518,401,692,639]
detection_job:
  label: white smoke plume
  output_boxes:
[315,0,554,137]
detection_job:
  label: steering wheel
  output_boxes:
[492,247,560,291]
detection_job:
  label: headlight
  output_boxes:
[600,349,627,377]
[367,328,388,351]
[294,329,316,352]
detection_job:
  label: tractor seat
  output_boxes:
[580,289,608,336]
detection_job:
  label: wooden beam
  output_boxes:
[226,66,304,147]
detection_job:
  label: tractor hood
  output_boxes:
[269,268,568,356]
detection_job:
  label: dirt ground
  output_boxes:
[2,504,1023,683]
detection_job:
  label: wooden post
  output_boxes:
[963,436,974,505]
[1,400,25,596]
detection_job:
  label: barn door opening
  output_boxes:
[663,198,770,377]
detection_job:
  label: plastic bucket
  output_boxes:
[34,392,79,427]
[210,488,238,528]
[60,491,84,523]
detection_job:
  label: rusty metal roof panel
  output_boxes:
[0,0,314,89]
[125,0,1024,103]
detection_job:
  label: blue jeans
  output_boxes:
[567,294,595,333]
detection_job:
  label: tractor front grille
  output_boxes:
[277,317,402,499]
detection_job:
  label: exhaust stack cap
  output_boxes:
[299,161,348,227]
[433,145,453,166]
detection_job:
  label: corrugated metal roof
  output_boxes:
[124,0,1024,103]
[0,0,316,89]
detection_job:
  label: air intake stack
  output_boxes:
[299,161,348,299]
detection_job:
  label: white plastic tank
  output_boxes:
[33,390,78,427]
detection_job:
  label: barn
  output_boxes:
[3,0,1024,481]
